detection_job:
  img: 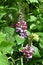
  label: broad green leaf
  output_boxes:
[3,27,14,36]
[4,33,15,43]
[0,27,16,54]
[15,35,25,45]
[0,52,9,65]
[2,27,15,43]
[0,41,16,54]
[0,33,16,54]
[33,46,41,57]
[0,32,6,43]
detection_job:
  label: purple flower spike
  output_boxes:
[16,21,28,38]
[21,44,34,60]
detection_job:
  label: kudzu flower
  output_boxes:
[21,44,34,59]
[16,21,28,38]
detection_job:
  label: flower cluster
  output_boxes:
[16,21,28,38]
[21,44,34,59]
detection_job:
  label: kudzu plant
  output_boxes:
[0,0,43,65]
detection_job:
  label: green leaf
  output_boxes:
[42,59,43,64]
[33,46,41,57]
[0,6,4,9]
[0,27,16,54]
[0,20,6,23]
[40,0,43,3]
[40,38,43,45]
[39,3,43,13]
[39,38,43,49]
[0,32,6,43]
[39,43,43,49]
[7,7,18,11]
[15,35,25,45]
[36,32,43,38]
[0,41,16,54]
[30,15,37,22]
[29,0,38,3]
[30,24,36,30]
[3,27,14,36]
[37,24,43,31]
[26,0,38,3]
[0,13,6,19]
[0,52,9,65]
[0,29,16,54]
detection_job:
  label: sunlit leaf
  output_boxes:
[0,32,6,43]
[0,52,9,65]
[15,35,25,45]
[33,46,41,57]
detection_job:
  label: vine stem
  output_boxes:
[8,56,23,64]
[21,44,23,65]
[21,56,23,65]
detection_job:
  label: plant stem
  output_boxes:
[21,56,23,65]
